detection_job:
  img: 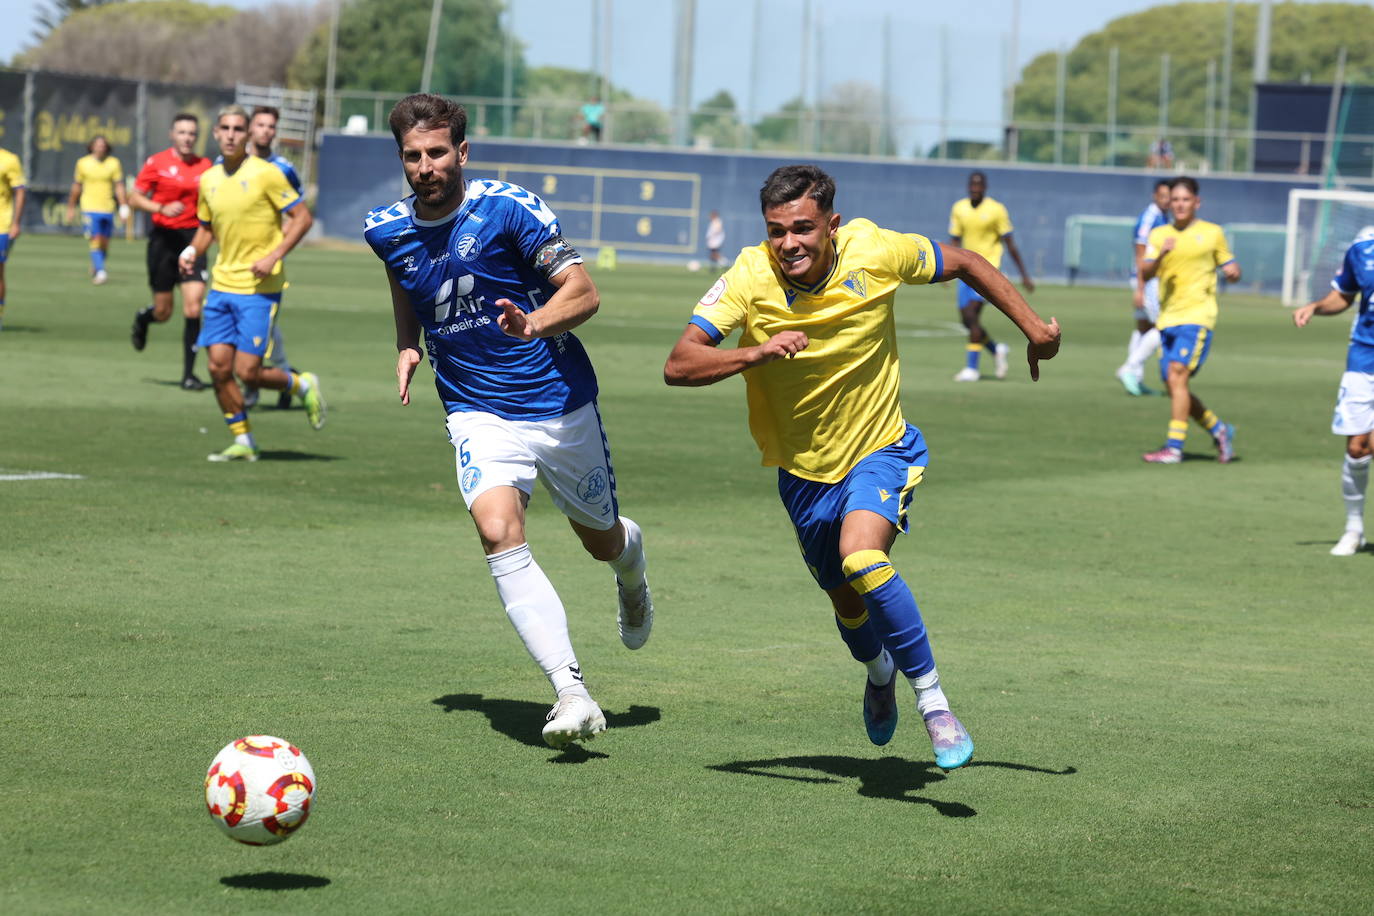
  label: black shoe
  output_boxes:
[276,390,292,410]
[180,374,207,391]
[242,386,259,409]
[131,312,150,351]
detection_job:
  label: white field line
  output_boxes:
[0,471,86,482]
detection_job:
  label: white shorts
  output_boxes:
[1332,371,1374,436]
[445,400,619,530]
[1132,276,1161,323]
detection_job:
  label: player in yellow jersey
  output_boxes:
[948,171,1035,381]
[665,165,1060,769]
[0,145,26,332]
[1139,176,1241,465]
[66,136,128,285]
[179,105,325,462]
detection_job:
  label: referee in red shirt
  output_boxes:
[128,113,213,390]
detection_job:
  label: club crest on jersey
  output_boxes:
[461,467,482,493]
[456,234,481,261]
[842,270,867,297]
[784,287,799,309]
[577,467,607,503]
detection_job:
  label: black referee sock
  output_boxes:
[183,318,201,379]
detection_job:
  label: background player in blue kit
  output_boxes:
[1293,226,1374,556]
[1116,179,1171,396]
[365,94,653,750]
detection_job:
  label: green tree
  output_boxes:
[753,96,806,150]
[509,66,668,144]
[31,0,123,43]
[1012,2,1374,168]
[690,89,743,149]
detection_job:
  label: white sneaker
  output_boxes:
[93,270,108,285]
[1331,530,1365,556]
[542,692,606,748]
[952,367,980,382]
[993,342,1010,379]
[617,576,653,649]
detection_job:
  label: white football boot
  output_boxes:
[542,693,607,748]
[993,342,1011,380]
[617,576,654,649]
[952,367,980,382]
[1331,530,1365,557]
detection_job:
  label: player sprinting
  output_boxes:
[0,144,26,332]
[948,170,1035,382]
[66,136,129,286]
[1140,176,1241,465]
[129,113,213,390]
[1292,225,1374,556]
[1115,179,1171,396]
[240,106,303,412]
[365,94,654,749]
[179,104,325,462]
[664,164,1060,769]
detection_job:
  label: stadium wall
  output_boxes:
[318,134,1328,293]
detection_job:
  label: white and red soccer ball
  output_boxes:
[204,735,316,846]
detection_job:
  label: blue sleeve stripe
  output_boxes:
[1219,259,1236,268]
[281,197,301,212]
[689,315,725,343]
[199,219,211,228]
[931,239,944,281]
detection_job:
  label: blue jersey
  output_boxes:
[364,179,596,420]
[1133,202,1167,275]
[1332,235,1374,373]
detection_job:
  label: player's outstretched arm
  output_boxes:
[664,324,808,386]
[65,181,81,223]
[1220,258,1241,283]
[497,263,598,340]
[388,269,423,406]
[9,187,24,242]
[1294,288,1355,328]
[938,243,1059,380]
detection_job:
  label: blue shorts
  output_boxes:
[778,424,928,591]
[1159,324,1213,381]
[956,279,983,309]
[197,290,282,357]
[83,211,114,239]
[0,233,8,264]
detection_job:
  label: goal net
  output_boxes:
[1283,189,1374,305]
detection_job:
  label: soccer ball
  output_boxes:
[204,735,316,846]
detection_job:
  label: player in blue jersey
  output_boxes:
[1116,180,1171,395]
[1293,226,1374,556]
[365,94,653,749]
[665,165,1060,769]
[242,106,302,411]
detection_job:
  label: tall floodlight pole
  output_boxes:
[601,0,613,140]
[1005,0,1020,155]
[421,0,443,93]
[1158,52,1170,153]
[881,13,893,156]
[502,0,515,136]
[672,0,695,146]
[799,0,812,151]
[1220,0,1233,171]
[1205,58,1216,169]
[1053,48,1065,165]
[1253,0,1271,84]
[747,0,761,149]
[325,0,340,129]
[1322,46,1348,187]
[1107,45,1118,167]
[941,27,952,159]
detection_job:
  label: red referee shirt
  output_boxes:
[135,148,211,231]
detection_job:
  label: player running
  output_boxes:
[365,94,654,750]
[179,104,324,462]
[128,113,213,390]
[66,136,129,285]
[1292,226,1374,556]
[664,164,1060,769]
[1140,176,1241,465]
[947,170,1035,381]
[0,144,26,332]
[1115,179,1171,395]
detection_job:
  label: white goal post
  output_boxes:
[1283,188,1374,306]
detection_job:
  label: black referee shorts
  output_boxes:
[147,225,208,293]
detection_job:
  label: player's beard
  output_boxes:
[413,169,463,212]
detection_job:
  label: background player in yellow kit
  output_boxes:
[66,136,128,285]
[0,144,27,331]
[948,171,1035,381]
[1140,176,1241,465]
[664,164,1060,769]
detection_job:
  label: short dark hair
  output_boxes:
[969,170,988,184]
[87,134,110,153]
[250,106,280,123]
[1169,175,1199,195]
[1154,178,1171,190]
[389,94,467,148]
[759,164,835,214]
[172,112,198,127]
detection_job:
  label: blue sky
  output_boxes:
[0,0,1339,143]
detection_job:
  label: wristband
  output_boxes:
[118,204,130,221]
[180,245,197,262]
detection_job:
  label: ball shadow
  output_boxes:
[220,872,331,891]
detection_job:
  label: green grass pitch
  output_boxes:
[2,234,1372,913]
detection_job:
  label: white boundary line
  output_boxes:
[0,471,86,482]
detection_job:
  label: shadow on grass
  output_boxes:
[1179,450,1241,463]
[256,450,342,462]
[708,756,1077,817]
[220,872,331,891]
[433,693,661,760]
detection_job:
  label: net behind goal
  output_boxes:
[1283,189,1374,305]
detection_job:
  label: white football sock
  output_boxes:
[1124,327,1161,377]
[607,516,647,588]
[487,543,585,697]
[235,432,256,449]
[864,648,895,687]
[1124,329,1142,365]
[908,668,950,717]
[1342,454,1370,533]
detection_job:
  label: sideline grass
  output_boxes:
[2,235,1371,913]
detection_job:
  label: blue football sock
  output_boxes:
[964,344,981,371]
[833,607,883,665]
[842,550,936,678]
[92,249,106,272]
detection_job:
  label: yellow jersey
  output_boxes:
[73,154,123,213]
[1144,219,1234,330]
[197,155,301,295]
[948,196,1012,268]
[690,218,942,483]
[0,147,26,233]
